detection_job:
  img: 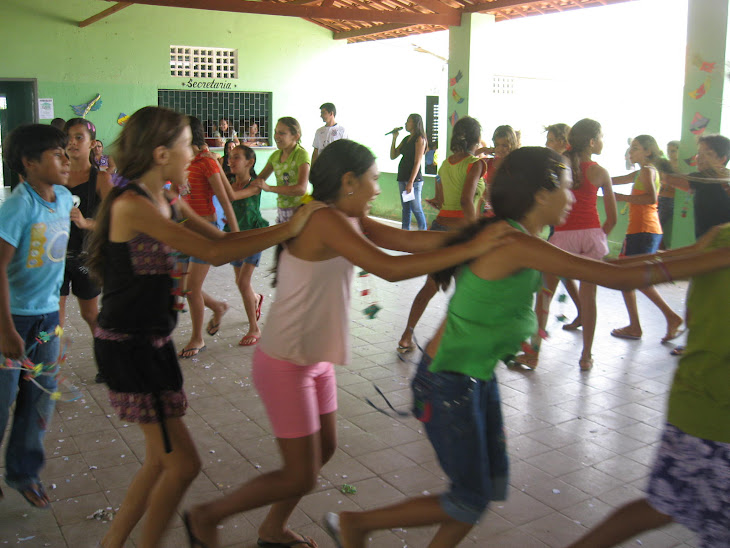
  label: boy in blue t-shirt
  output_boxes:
[0,124,72,508]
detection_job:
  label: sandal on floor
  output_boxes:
[206,304,229,336]
[16,483,50,509]
[579,357,594,371]
[179,345,206,359]
[239,335,260,347]
[562,318,582,331]
[256,534,314,547]
[661,324,685,343]
[255,294,264,321]
[396,344,415,354]
[512,353,539,369]
[610,327,642,340]
[670,345,685,356]
[182,511,210,548]
[322,512,343,548]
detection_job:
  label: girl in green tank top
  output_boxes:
[326,147,730,548]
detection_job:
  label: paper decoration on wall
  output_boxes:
[451,88,465,104]
[449,70,463,87]
[684,155,697,167]
[117,113,130,126]
[689,112,710,135]
[691,54,718,73]
[450,110,459,126]
[688,77,712,100]
[71,93,102,117]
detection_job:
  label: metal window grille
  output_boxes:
[157,90,271,144]
[170,46,237,79]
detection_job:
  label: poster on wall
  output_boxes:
[38,98,54,119]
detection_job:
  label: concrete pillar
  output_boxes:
[446,13,495,150]
[673,0,730,247]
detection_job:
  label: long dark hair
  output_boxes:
[450,116,481,154]
[222,139,236,175]
[633,135,672,173]
[271,139,376,286]
[566,118,601,189]
[407,113,426,143]
[433,147,568,289]
[86,107,189,282]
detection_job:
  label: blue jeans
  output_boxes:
[398,180,427,230]
[0,312,60,490]
[411,354,509,524]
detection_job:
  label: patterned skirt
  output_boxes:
[647,422,730,547]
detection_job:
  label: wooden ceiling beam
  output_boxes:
[115,0,462,25]
[333,22,412,39]
[79,2,131,27]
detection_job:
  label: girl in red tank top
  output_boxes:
[513,119,616,371]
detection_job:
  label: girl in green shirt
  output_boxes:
[325,147,730,548]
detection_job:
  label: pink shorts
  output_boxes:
[252,347,338,439]
[549,228,608,260]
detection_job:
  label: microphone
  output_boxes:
[385,127,403,136]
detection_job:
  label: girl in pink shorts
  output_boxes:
[514,119,617,371]
[183,139,509,548]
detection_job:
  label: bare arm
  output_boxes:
[208,171,239,232]
[616,166,657,205]
[611,171,639,185]
[311,148,319,165]
[360,216,454,253]
[252,162,274,188]
[261,162,310,197]
[661,172,692,192]
[113,194,321,266]
[311,210,510,282]
[0,240,24,360]
[390,132,402,160]
[508,232,730,290]
[426,176,444,210]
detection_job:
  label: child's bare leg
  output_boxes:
[187,431,324,547]
[615,290,643,337]
[398,276,438,349]
[562,278,582,328]
[101,418,200,548]
[258,412,337,545]
[234,264,261,344]
[637,286,683,340]
[566,498,672,548]
[578,282,597,366]
[338,495,473,548]
[182,262,211,352]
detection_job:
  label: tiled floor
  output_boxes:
[0,217,698,547]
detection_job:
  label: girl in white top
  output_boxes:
[184,139,510,548]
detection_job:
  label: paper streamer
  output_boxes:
[451,88,465,104]
[449,70,463,87]
[690,112,710,135]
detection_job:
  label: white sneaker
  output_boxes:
[322,512,343,548]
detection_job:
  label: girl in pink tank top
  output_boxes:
[513,119,616,371]
[183,139,510,548]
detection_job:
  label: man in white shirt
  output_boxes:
[312,102,347,164]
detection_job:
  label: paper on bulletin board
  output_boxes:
[38,98,54,119]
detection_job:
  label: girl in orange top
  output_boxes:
[611,135,683,342]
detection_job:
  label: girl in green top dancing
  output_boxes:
[323,147,730,548]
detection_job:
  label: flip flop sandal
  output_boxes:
[396,344,415,354]
[179,345,206,359]
[239,335,260,347]
[206,317,221,336]
[17,483,50,509]
[579,357,594,371]
[512,353,539,369]
[562,318,582,331]
[256,534,314,547]
[661,326,686,343]
[610,328,642,340]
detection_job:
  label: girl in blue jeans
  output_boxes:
[324,147,730,548]
[390,113,427,230]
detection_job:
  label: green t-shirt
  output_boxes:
[667,225,730,443]
[430,221,540,380]
[267,144,310,209]
[224,181,269,233]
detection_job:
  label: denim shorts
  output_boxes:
[231,251,262,268]
[411,353,509,524]
[623,232,663,256]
